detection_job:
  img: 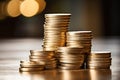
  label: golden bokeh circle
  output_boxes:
[7,0,21,17]
[20,0,39,17]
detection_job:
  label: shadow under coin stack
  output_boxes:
[57,47,84,70]
[87,51,111,69]
[19,61,45,72]
[43,13,71,51]
[29,50,57,69]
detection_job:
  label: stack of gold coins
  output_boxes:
[57,47,84,70]
[29,50,57,69]
[66,31,92,54]
[19,61,45,72]
[87,51,112,69]
[43,13,71,51]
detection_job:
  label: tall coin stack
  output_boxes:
[87,51,112,69]
[29,50,57,69]
[57,47,84,70]
[66,31,92,54]
[43,13,71,51]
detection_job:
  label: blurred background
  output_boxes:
[0,0,120,38]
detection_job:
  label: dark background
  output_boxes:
[0,0,120,38]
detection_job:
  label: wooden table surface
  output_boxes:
[0,38,119,80]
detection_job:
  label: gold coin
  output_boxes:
[45,16,70,18]
[43,44,64,47]
[44,27,68,30]
[57,47,84,53]
[58,66,80,70]
[45,19,70,22]
[44,27,68,29]
[45,21,70,23]
[60,63,82,67]
[44,23,69,26]
[30,58,56,61]
[90,51,111,57]
[43,44,60,47]
[44,31,67,33]
[59,59,83,63]
[57,47,83,50]
[43,40,63,42]
[44,28,68,31]
[30,50,54,54]
[20,61,39,64]
[66,45,83,48]
[43,40,65,43]
[29,55,53,59]
[44,36,66,39]
[67,37,92,41]
[44,24,69,27]
[45,21,70,24]
[20,60,45,64]
[43,42,62,45]
[30,50,55,56]
[58,54,84,58]
[20,0,39,17]
[87,66,110,69]
[66,44,91,47]
[67,34,92,37]
[45,13,71,17]
[67,31,92,35]
[88,55,111,58]
[19,67,44,72]
[59,58,84,62]
[87,58,112,61]
[57,50,84,54]
[43,48,58,51]
[66,42,91,45]
[87,60,111,63]
[87,63,111,67]
[44,31,66,34]
[44,39,65,42]
[45,17,70,20]
[67,39,92,42]
[44,34,64,36]
[20,63,44,68]
[44,34,66,37]
[44,24,69,26]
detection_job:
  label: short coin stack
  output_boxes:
[29,50,57,69]
[57,47,84,70]
[87,51,112,69]
[66,31,92,54]
[43,13,71,51]
[19,61,45,72]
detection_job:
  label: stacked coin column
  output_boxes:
[66,31,92,68]
[29,50,57,69]
[66,31,92,54]
[19,61,45,72]
[57,47,84,70]
[87,51,112,69]
[43,13,71,51]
